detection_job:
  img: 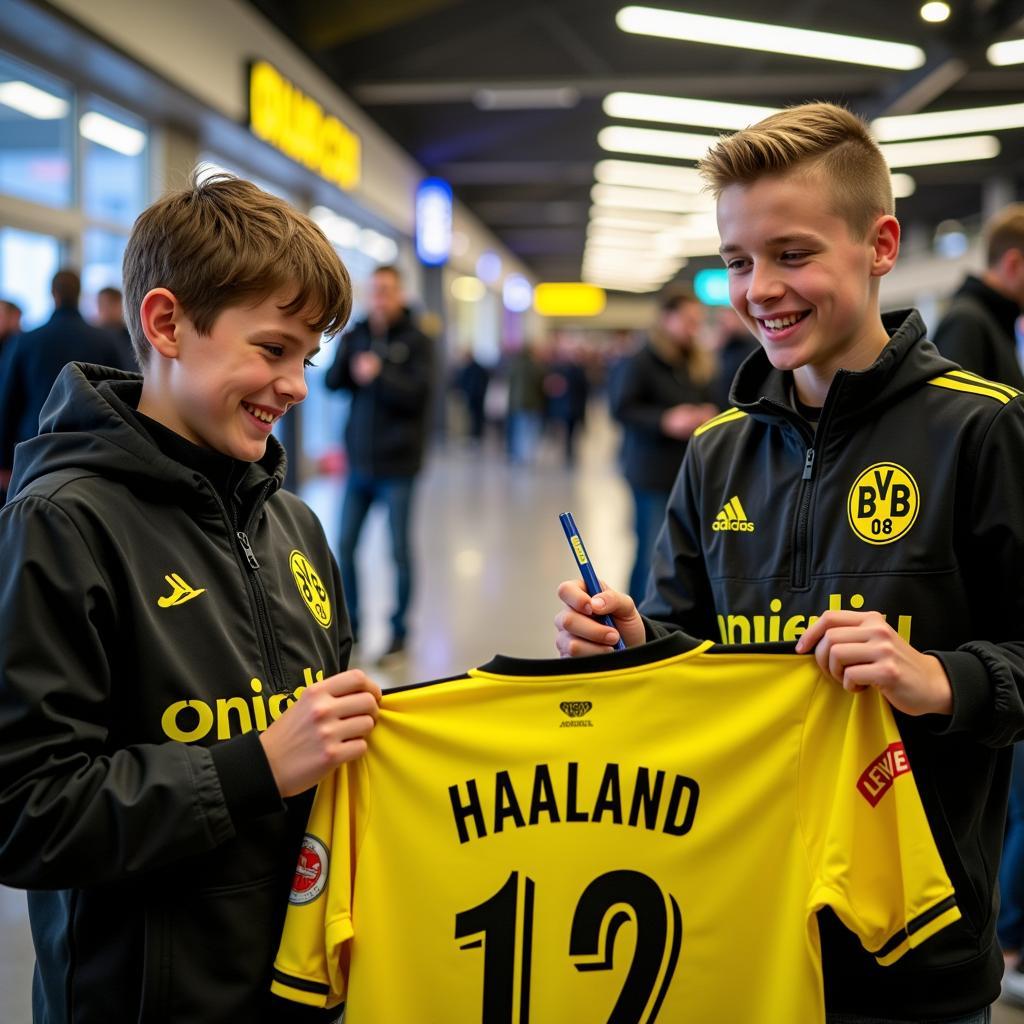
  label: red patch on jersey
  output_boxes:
[857,742,911,806]
[289,835,329,904]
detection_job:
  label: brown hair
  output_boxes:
[698,102,893,239]
[985,204,1024,267]
[123,173,351,365]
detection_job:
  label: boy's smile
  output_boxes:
[716,168,899,404]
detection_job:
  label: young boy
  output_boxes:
[556,103,1024,1022]
[0,174,380,1024]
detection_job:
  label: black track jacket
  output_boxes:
[643,310,1024,1017]
[0,364,350,1023]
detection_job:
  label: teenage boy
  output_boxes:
[555,103,1024,1023]
[0,174,381,1024]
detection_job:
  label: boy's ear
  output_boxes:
[139,288,182,359]
[869,215,901,278]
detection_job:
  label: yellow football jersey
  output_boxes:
[272,633,959,1023]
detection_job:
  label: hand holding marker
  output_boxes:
[559,512,627,652]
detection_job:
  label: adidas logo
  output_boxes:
[712,496,755,533]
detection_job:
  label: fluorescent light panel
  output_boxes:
[987,39,1024,66]
[604,92,778,130]
[0,80,69,119]
[594,158,705,192]
[592,182,714,212]
[874,102,1024,141]
[589,206,688,228]
[615,5,925,71]
[598,125,715,161]
[880,135,1000,168]
[79,111,146,156]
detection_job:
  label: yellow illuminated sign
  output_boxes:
[533,283,607,317]
[248,60,361,192]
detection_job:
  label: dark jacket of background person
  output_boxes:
[0,306,131,471]
[612,336,715,493]
[0,364,349,1024]
[932,274,1024,389]
[712,328,759,409]
[325,307,433,478]
[545,359,589,425]
[506,346,546,415]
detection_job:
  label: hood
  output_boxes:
[8,362,286,508]
[729,310,960,428]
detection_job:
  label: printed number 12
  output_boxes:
[455,869,682,1024]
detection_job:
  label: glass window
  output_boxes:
[81,228,128,319]
[0,53,73,208]
[81,97,147,227]
[0,227,62,329]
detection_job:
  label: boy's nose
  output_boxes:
[277,365,308,405]
[746,264,785,306]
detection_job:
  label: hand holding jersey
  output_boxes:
[259,670,382,798]
[796,610,954,717]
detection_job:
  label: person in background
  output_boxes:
[0,269,128,499]
[611,286,717,600]
[933,203,1024,390]
[711,305,759,409]
[95,285,137,370]
[544,331,590,466]
[0,299,21,357]
[325,264,433,665]
[505,339,546,465]
[455,350,490,444]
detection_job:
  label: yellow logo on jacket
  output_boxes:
[290,550,332,627]
[157,573,206,608]
[847,463,920,545]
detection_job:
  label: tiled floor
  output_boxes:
[2,408,1023,1022]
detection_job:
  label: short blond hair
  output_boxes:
[124,173,351,365]
[985,204,1024,267]
[699,102,893,239]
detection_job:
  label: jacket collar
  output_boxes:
[729,309,958,431]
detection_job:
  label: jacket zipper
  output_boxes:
[203,478,289,693]
[233,516,289,693]
[790,373,844,590]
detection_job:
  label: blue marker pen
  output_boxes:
[559,512,626,652]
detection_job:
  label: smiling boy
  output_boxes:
[0,174,380,1024]
[556,103,1024,1021]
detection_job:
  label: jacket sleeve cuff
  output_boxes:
[930,649,995,736]
[209,731,284,825]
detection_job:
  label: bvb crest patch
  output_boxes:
[289,834,329,905]
[290,550,332,627]
[846,463,920,546]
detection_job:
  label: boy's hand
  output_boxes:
[259,669,382,797]
[795,611,953,717]
[554,579,646,656]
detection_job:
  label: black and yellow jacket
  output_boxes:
[644,309,1024,1017]
[0,364,349,1023]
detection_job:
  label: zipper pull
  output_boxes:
[802,447,816,481]
[236,531,260,569]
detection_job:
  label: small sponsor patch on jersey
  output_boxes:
[560,701,593,727]
[289,550,332,627]
[712,495,755,533]
[847,463,920,546]
[289,834,329,905]
[857,742,911,806]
